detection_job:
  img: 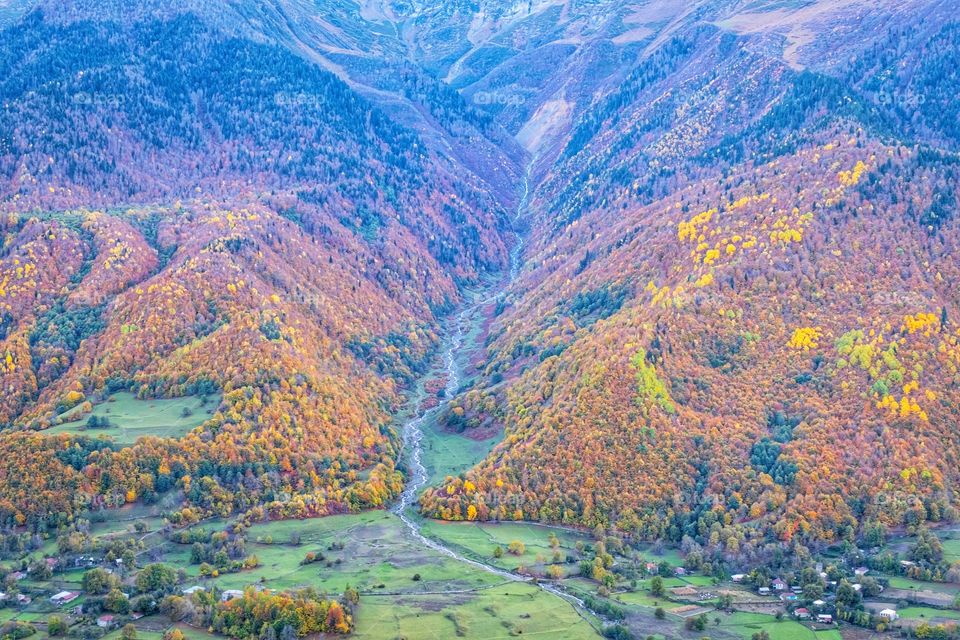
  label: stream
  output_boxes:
[390,166,605,628]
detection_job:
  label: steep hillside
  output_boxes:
[0,4,518,529]
[1,0,958,559]
[420,0,960,553]
[423,136,960,549]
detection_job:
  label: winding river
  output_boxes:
[390,166,604,625]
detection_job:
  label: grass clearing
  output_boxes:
[887,576,960,595]
[47,392,221,446]
[718,611,831,640]
[420,412,502,490]
[418,519,588,573]
[942,536,960,563]
[899,606,960,621]
[170,512,600,639]
[355,582,598,639]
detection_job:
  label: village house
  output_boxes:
[794,608,811,620]
[96,615,115,629]
[772,578,786,591]
[758,586,771,596]
[221,589,244,602]
[854,567,869,577]
[817,614,834,624]
[182,586,205,595]
[731,574,745,583]
[51,591,80,606]
[879,609,899,622]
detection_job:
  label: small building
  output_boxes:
[817,614,834,624]
[731,574,745,583]
[0,592,6,602]
[794,608,811,620]
[96,615,115,629]
[791,584,803,593]
[772,578,786,591]
[852,583,862,592]
[854,567,869,577]
[51,591,80,606]
[16,594,31,605]
[10,571,25,581]
[674,567,687,577]
[879,609,899,622]
[758,586,771,596]
[645,562,658,574]
[221,589,244,602]
[182,586,205,595]
[812,599,826,608]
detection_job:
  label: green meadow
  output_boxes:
[47,392,221,445]
[187,512,601,639]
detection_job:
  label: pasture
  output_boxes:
[47,392,221,445]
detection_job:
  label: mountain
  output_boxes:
[0,1,519,528]
[1,0,959,557]
[417,0,960,550]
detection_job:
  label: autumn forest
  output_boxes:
[0,0,959,638]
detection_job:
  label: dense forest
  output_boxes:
[0,7,515,532]
[0,0,957,569]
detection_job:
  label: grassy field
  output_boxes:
[898,606,960,621]
[47,392,221,445]
[355,582,598,639]
[186,512,602,639]
[418,519,587,573]
[718,611,841,640]
[942,536,960,563]
[419,413,502,490]
[887,576,960,595]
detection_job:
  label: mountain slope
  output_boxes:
[0,4,519,528]
[419,0,960,550]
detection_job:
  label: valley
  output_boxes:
[1,0,960,638]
